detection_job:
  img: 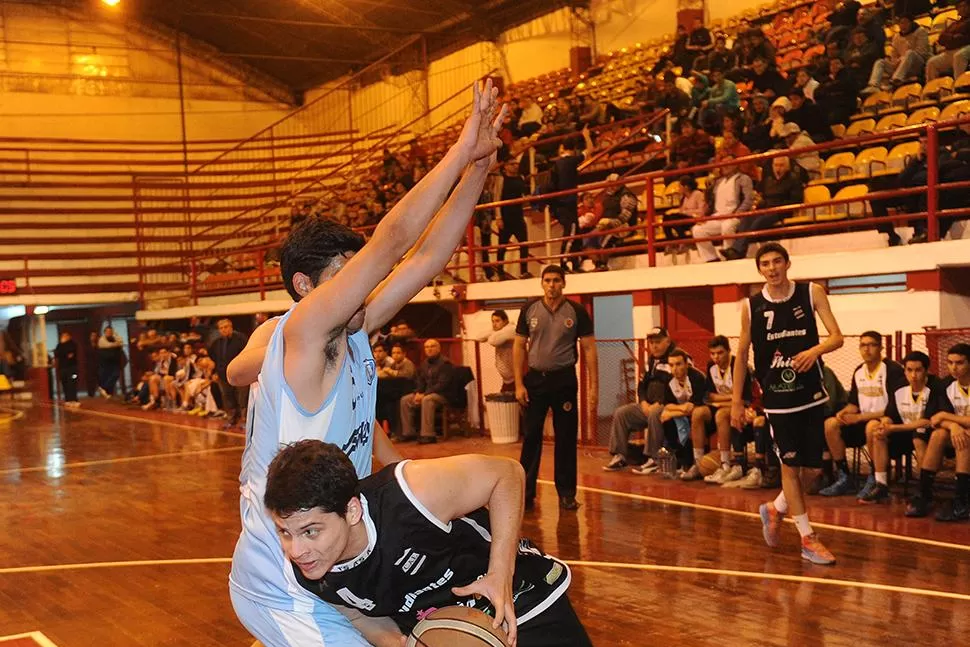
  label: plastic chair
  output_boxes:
[885,142,921,173]
[833,184,869,219]
[821,152,856,182]
[905,106,940,127]
[788,185,831,224]
[853,147,888,177]
[875,113,907,132]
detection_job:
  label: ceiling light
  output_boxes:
[102,0,121,7]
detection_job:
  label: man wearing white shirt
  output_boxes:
[691,156,754,262]
[517,96,544,136]
[478,309,517,392]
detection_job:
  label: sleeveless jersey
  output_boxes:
[885,383,932,433]
[748,282,828,414]
[229,307,378,612]
[294,461,571,634]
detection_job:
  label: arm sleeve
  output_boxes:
[847,368,860,407]
[637,376,649,403]
[415,365,427,393]
[488,324,517,347]
[663,384,677,405]
[573,302,595,338]
[399,359,416,379]
[515,304,531,337]
[704,366,716,395]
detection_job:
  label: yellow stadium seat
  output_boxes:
[859,91,891,116]
[916,16,932,30]
[885,142,921,173]
[846,119,876,137]
[663,181,682,207]
[940,99,970,123]
[906,106,940,126]
[883,83,922,113]
[820,152,856,182]
[832,185,869,219]
[931,10,958,34]
[854,147,888,177]
[875,113,907,132]
[943,71,970,103]
[913,77,953,107]
[788,185,830,224]
[831,123,847,139]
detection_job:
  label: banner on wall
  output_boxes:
[0,280,16,295]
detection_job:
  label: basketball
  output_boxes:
[406,606,509,647]
[699,451,721,477]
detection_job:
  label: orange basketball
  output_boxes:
[405,606,509,647]
[699,451,721,477]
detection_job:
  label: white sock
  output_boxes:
[693,448,705,465]
[875,471,888,485]
[720,450,731,465]
[773,491,789,514]
[793,513,814,538]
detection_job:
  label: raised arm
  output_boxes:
[403,455,525,646]
[226,317,279,386]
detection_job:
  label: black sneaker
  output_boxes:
[905,495,931,518]
[602,455,629,472]
[935,500,970,522]
[559,496,580,511]
[858,482,890,504]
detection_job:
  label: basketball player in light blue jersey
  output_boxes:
[228,79,508,647]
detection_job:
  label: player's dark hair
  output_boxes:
[754,242,790,266]
[541,264,566,280]
[860,331,883,346]
[492,309,509,323]
[265,440,359,518]
[903,351,930,369]
[708,335,730,351]
[947,343,970,361]
[669,348,690,362]
[280,217,365,302]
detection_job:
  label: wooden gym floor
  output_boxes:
[1,401,968,646]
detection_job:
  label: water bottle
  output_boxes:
[657,447,677,479]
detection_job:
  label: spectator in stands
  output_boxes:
[656,71,692,120]
[517,96,544,136]
[687,17,713,63]
[863,14,929,96]
[604,326,679,474]
[820,331,906,498]
[478,310,516,392]
[700,68,741,127]
[744,29,777,69]
[494,157,532,279]
[385,344,416,380]
[96,326,125,398]
[926,0,970,82]
[208,318,248,428]
[546,130,593,272]
[826,0,863,46]
[844,28,881,91]
[781,122,821,177]
[785,89,832,143]
[715,129,755,177]
[669,120,715,171]
[398,339,454,444]
[768,97,793,145]
[743,94,774,152]
[747,56,791,99]
[54,332,80,408]
[858,6,888,50]
[693,156,754,262]
[688,72,710,110]
[815,57,858,126]
[589,190,639,271]
[662,175,707,246]
[708,36,738,73]
[633,76,658,113]
[794,68,820,102]
[373,343,407,436]
[721,155,805,260]
[672,24,693,71]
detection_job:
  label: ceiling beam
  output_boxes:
[180,12,432,34]
[220,53,373,64]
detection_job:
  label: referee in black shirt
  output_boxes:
[514,265,598,510]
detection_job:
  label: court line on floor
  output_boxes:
[41,403,246,440]
[0,445,245,476]
[0,406,26,423]
[2,556,966,603]
[539,480,970,553]
[0,632,60,647]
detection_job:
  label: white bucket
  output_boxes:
[486,399,521,444]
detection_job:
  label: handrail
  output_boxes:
[578,110,668,172]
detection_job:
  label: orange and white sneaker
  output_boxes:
[759,502,784,548]
[801,533,836,565]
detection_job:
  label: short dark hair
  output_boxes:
[391,343,405,353]
[264,440,359,518]
[947,343,970,361]
[679,175,697,191]
[708,335,730,351]
[669,348,690,362]
[280,217,365,302]
[860,331,883,346]
[903,351,930,369]
[541,264,566,280]
[755,242,790,265]
[491,309,509,323]
[371,342,385,351]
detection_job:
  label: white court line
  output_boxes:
[1,557,965,603]
[0,406,26,423]
[0,445,244,476]
[538,479,970,553]
[43,403,245,439]
[0,632,60,646]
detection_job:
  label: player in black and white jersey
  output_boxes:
[731,243,845,565]
[264,440,592,647]
[909,343,970,521]
[861,351,936,505]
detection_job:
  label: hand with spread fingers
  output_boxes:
[456,78,508,167]
[451,569,518,646]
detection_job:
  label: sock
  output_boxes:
[957,473,970,504]
[773,491,789,514]
[693,448,705,465]
[875,471,888,486]
[720,450,731,466]
[836,459,849,475]
[822,457,834,477]
[920,469,937,501]
[793,513,814,538]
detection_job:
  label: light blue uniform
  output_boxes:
[229,308,378,646]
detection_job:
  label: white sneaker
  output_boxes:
[680,464,702,481]
[631,458,659,475]
[719,464,744,485]
[733,467,763,489]
[704,466,729,484]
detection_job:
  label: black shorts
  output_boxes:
[888,430,915,457]
[838,421,868,448]
[767,405,826,468]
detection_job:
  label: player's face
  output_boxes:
[904,361,927,388]
[491,315,506,331]
[709,346,729,368]
[947,353,970,382]
[858,336,882,364]
[273,508,354,581]
[757,252,789,286]
[670,356,687,379]
[541,273,564,300]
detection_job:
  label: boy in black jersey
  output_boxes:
[731,243,845,565]
[909,343,970,521]
[264,440,592,647]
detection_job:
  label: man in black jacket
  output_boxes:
[785,90,832,143]
[398,339,455,444]
[54,331,80,407]
[208,318,248,427]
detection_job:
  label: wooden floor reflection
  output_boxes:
[0,402,967,646]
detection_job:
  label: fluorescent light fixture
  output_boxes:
[34,306,50,315]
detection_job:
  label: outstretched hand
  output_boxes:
[457,78,509,166]
[452,571,518,647]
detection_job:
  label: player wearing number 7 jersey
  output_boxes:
[731,243,844,565]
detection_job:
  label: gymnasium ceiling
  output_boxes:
[110,0,573,103]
